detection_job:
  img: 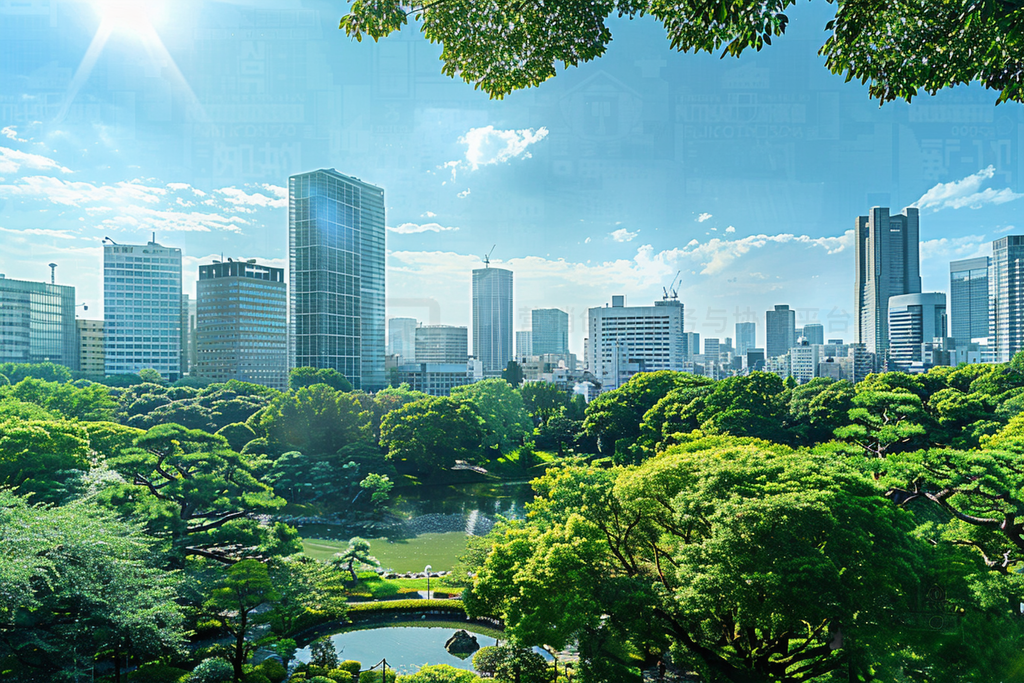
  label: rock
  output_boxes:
[444,629,480,657]
[383,573,399,580]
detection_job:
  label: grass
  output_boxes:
[346,574,459,601]
[301,532,471,573]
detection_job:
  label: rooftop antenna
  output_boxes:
[663,270,682,300]
[48,263,56,284]
[151,231,156,245]
[483,244,495,268]
[103,236,118,245]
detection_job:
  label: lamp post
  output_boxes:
[424,564,432,600]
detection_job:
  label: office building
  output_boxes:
[888,293,947,369]
[854,207,922,355]
[766,304,796,359]
[415,325,468,364]
[990,236,1024,363]
[394,360,483,396]
[790,340,821,384]
[195,259,288,390]
[472,266,513,374]
[704,337,721,361]
[735,322,756,358]
[388,317,418,362]
[516,330,533,358]
[103,239,182,380]
[289,168,386,391]
[802,323,824,345]
[186,297,197,375]
[684,331,700,361]
[0,274,77,370]
[181,294,191,376]
[531,308,569,355]
[949,257,990,348]
[77,319,105,377]
[587,295,685,392]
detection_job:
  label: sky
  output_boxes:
[0,0,1021,355]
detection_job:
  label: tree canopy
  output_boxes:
[338,0,1024,103]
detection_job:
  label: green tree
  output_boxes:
[697,371,790,442]
[359,472,393,511]
[309,636,340,670]
[500,360,524,388]
[470,441,930,682]
[451,379,532,452]
[785,378,855,446]
[370,384,430,441]
[0,418,91,503]
[834,387,930,458]
[7,377,117,421]
[138,368,166,384]
[332,537,381,582]
[379,396,485,475]
[0,361,72,383]
[519,381,569,425]
[266,556,349,637]
[205,559,279,682]
[258,384,370,455]
[339,0,1024,104]
[290,367,354,392]
[0,491,185,683]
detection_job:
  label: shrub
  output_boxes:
[346,599,466,618]
[309,678,336,683]
[310,636,340,669]
[188,658,235,683]
[396,664,483,683]
[338,661,363,675]
[242,672,272,683]
[471,647,501,675]
[359,671,396,683]
[258,659,288,683]
[128,663,190,682]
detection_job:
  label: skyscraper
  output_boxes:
[802,323,824,345]
[949,256,990,348]
[515,330,533,358]
[990,236,1024,363]
[388,317,418,361]
[103,239,182,381]
[77,319,104,377]
[414,325,469,364]
[735,321,756,358]
[472,266,513,374]
[587,296,685,392]
[765,304,796,359]
[195,259,288,390]
[531,308,569,355]
[888,292,947,369]
[0,274,77,369]
[289,169,386,390]
[854,207,922,355]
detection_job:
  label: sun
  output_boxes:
[92,0,165,34]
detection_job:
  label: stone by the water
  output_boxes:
[444,629,480,656]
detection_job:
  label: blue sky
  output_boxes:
[0,0,1021,354]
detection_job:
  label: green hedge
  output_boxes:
[347,599,468,617]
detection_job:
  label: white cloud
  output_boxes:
[259,184,287,200]
[0,226,77,240]
[387,222,460,234]
[995,225,1016,234]
[443,126,549,178]
[697,213,712,222]
[725,226,736,233]
[94,205,248,233]
[914,166,1024,211]
[215,186,287,209]
[0,147,70,174]
[421,211,437,218]
[457,189,471,199]
[921,235,989,261]
[584,237,592,244]
[167,182,207,197]
[610,228,639,242]
[1,127,26,142]
[0,176,164,206]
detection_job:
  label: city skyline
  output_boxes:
[0,1,1021,358]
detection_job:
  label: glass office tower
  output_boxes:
[949,256,990,348]
[103,239,182,381]
[0,274,77,369]
[531,308,569,355]
[991,236,1024,363]
[289,169,386,391]
[472,266,513,374]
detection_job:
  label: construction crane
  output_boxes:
[483,244,495,267]
[663,270,682,300]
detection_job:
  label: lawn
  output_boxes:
[301,531,470,573]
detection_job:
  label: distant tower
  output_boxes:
[531,308,569,355]
[854,207,921,355]
[765,305,796,359]
[735,321,756,357]
[288,169,386,390]
[990,236,1024,362]
[472,265,513,374]
[888,293,947,369]
[949,256,990,349]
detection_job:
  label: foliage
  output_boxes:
[0,361,72,383]
[379,396,485,475]
[339,0,1024,105]
[259,384,370,455]
[520,381,570,425]
[204,559,279,681]
[451,379,532,452]
[359,472,393,510]
[5,377,118,421]
[188,658,235,683]
[471,646,546,683]
[291,367,354,392]
[396,664,483,683]
[0,418,91,503]
[345,599,468,616]
[310,636,340,670]
[217,422,259,451]
[266,556,350,636]
[267,450,361,503]
[332,537,381,581]
[834,386,929,458]
[500,360,524,388]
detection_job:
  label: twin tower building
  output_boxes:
[101,168,517,390]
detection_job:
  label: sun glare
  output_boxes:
[92,0,165,34]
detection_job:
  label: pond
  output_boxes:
[294,623,552,675]
[298,481,535,572]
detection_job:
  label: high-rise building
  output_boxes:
[854,207,922,355]
[704,337,721,361]
[388,317,418,362]
[990,236,1024,363]
[0,274,77,369]
[683,331,700,361]
[103,239,182,381]
[516,330,533,358]
[802,323,824,345]
[181,293,191,376]
[77,319,105,377]
[531,308,569,355]
[415,325,468,364]
[289,169,386,390]
[195,259,288,390]
[765,304,796,359]
[472,266,513,374]
[888,293,947,369]
[949,256,990,349]
[790,340,821,384]
[587,295,685,392]
[735,321,756,358]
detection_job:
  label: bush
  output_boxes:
[346,599,466,618]
[242,672,272,683]
[128,663,190,682]
[310,636,340,669]
[188,658,235,683]
[258,659,288,683]
[359,671,396,683]
[471,647,501,675]
[471,646,547,683]
[396,664,483,683]
[309,678,335,683]
[338,661,363,675]
[326,671,354,682]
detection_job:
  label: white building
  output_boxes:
[888,292,947,370]
[415,324,468,364]
[587,295,685,392]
